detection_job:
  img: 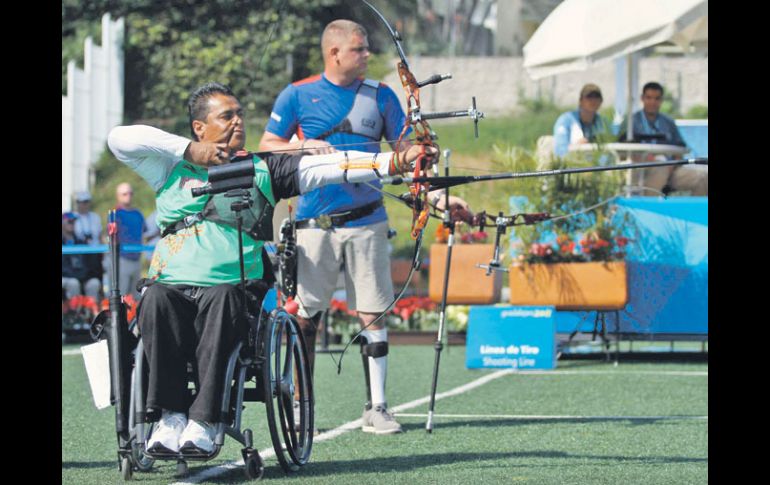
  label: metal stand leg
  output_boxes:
[614,310,620,366]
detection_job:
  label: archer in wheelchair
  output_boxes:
[96,82,437,480]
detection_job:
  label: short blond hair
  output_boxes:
[321,19,367,54]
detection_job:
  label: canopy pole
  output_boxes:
[626,53,634,140]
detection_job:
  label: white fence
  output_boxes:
[62,13,124,211]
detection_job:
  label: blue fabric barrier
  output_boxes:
[61,244,156,254]
[556,196,708,335]
[61,243,280,255]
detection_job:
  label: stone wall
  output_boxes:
[382,56,708,118]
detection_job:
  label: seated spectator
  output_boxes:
[62,212,102,300]
[617,82,707,195]
[73,190,103,245]
[553,83,611,158]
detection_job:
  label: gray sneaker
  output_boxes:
[361,405,403,435]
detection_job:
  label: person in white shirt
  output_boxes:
[73,191,102,245]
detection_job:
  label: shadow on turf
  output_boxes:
[197,450,706,482]
[399,416,700,431]
[62,461,117,469]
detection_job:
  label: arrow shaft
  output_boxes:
[384,158,708,189]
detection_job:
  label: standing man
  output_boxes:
[259,19,428,435]
[553,83,610,157]
[113,182,147,299]
[619,82,707,195]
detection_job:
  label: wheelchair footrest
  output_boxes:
[145,445,221,461]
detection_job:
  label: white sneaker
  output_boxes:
[179,419,217,454]
[147,410,187,453]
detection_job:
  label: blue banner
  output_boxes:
[466,305,556,370]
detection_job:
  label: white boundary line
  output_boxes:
[394,413,708,421]
[62,349,82,356]
[172,369,515,484]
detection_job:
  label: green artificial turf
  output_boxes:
[62,344,707,484]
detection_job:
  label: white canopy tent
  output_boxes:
[522,0,707,137]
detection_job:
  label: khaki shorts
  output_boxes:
[295,221,394,319]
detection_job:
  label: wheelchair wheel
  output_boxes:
[121,456,133,481]
[131,432,154,472]
[243,450,265,480]
[260,308,314,472]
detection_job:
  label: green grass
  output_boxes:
[62,344,707,484]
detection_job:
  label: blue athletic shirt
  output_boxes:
[114,207,146,261]
[265,73,409,226]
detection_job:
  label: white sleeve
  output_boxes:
[297,150,394,194]
[107,125,192,191]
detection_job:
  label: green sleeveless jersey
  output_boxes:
[149,156,276,286]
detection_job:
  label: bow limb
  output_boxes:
[361,0,410,69]
[362,0,434,238]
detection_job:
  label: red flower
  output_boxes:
[68,295,99,315]
[123,294,137,322]
[472,231,488,242]
[392,296,435,321]
[615,236,629,247]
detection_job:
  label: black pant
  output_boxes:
[136,283,248,423]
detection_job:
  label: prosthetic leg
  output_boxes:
[359,330,389,411]
[359,329,401,434]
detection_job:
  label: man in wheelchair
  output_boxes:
[107,82,435,456]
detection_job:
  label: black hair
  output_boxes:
[642,82,664,96]
[187,82,236,140]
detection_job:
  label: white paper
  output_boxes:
[81,340,112,410]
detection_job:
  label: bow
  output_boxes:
[362,0,484,239]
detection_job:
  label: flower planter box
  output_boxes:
[508,261,627,310]
[429,244,502,304]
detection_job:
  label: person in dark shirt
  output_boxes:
[618,82,707,195]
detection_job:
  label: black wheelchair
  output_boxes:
[92,183,313,481]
